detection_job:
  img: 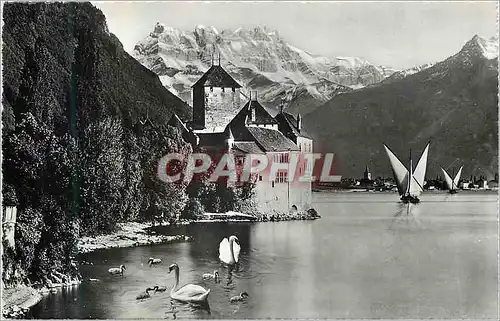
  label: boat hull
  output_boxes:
[400,195,420,204]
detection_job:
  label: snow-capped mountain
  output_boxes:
[133,23,397,115]
[303,34,499,178]
[381,62,436,84]
[379,35,498,86]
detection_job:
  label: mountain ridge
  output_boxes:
[132,23,398,115]
[303,34,499,179]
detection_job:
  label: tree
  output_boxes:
[78,116,126,235]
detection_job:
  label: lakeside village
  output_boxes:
[314,165,499,192]
[1,58,325,318]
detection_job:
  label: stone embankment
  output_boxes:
[255,208,321,222]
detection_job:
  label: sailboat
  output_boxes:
[440,165,463,194]
[383,142,431,204]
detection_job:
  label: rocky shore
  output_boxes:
[77,222,193,254]
[255,208,321,222]
[1,286,42,319]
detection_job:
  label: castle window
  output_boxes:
[210,87,213,92]
[272,181,275,188]
[232,87,236,92]
[276,171,288,183]
[222,87,225,92]
[259,175,262,181]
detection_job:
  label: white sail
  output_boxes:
[384,142,430,198]
[453,166,463,188]
[408,176,423,197]
[383,144,409,195]
[412,142,430,190]
[441,167,454,190]
[441,165,463,191]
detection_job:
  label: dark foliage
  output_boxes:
[1,2,192,284]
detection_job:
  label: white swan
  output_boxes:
[148,257,162,265]
[230,291,249,302]
[219,236,241,265]
[108,265,126,276]
[168,263,210,303]
[202,270,219,281]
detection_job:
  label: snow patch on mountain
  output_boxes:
[476,35,499,59]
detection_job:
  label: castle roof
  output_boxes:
[232,142,265,154]
[167,113,199,145]
[274,111,312,139]
[197,132,228,147]
[246,127,299,152]
[191,65,242,88]
[242,100,278,125]
[225,102,299,152]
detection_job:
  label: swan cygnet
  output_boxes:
[148,257,162,265]
[154,285,167,293]
[230,291,249,303]
[136,287,154,300]
[108,265,126,276]
[202,270,219,281]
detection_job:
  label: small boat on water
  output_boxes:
[441,165,463,194]
[383,142,430,204]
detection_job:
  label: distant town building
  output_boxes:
[357,165,374,188]
[363,165,372,180]
[169,60,317,214]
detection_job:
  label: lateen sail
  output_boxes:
[441,165,463,191]
[441,167,454,190]
[383,144,409,195]
[384,142,430,199]
[453,166,463,188]
[409,142,430,197]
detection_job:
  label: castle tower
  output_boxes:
[191,59,242,131]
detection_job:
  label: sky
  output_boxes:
[94,1,498,69]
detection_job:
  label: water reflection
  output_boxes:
[388,202,425,231]
[31,193,498,319]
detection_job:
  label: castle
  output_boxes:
[168,60,313,214]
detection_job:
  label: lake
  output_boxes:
[30,192,498,319]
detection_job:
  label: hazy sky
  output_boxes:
[94,1,498,69]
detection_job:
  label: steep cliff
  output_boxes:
[2,2,192,285]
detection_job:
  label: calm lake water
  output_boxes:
[30,192,498,319]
